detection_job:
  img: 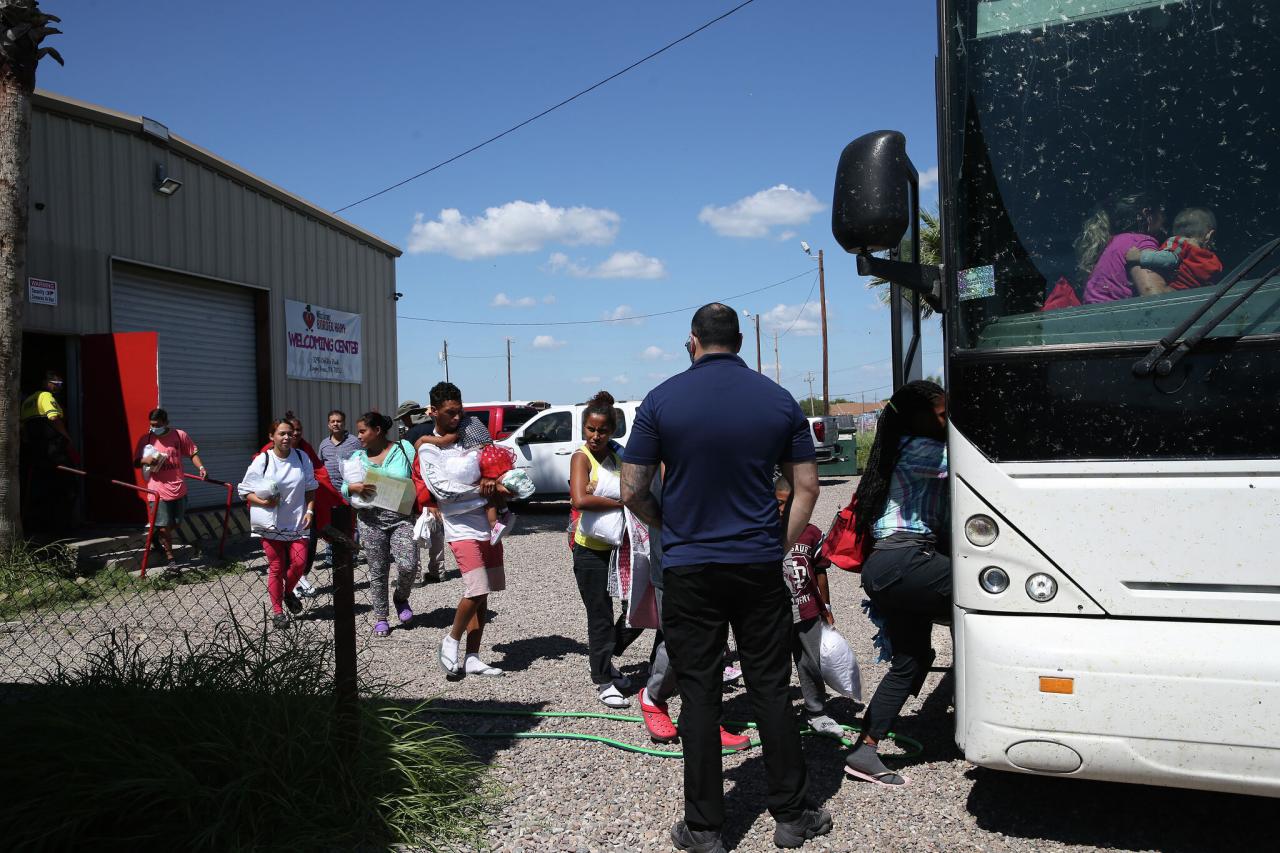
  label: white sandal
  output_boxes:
[598,683,629,709]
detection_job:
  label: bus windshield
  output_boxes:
[948,0,1280,350]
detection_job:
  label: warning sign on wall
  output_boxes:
[285,300,362,383]
[28,278,58,306]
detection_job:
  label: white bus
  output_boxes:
[831,0,1280,797]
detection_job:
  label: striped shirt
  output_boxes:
[872,437,948,540]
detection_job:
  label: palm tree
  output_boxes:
[867,207,941,319]
[0,0,62,547]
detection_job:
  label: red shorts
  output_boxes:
[449,539,506,597]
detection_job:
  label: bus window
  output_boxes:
[948,0,1279,350]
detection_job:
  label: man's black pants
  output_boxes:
[663,562,808,832]
[860,544,951,741]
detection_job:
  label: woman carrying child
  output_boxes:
[568,391,638,708]
[239,418,317,630]
[845,380,949,787]
[343,411,419,638]
[1079,190,1172,304]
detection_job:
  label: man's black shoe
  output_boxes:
[670,820,727,853]
[773,808,833,848]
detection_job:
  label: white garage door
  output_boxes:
[113,270,260,504]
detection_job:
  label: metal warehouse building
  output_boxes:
[22,90,401,520]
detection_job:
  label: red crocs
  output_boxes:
[640,689,679,744]
[719,727,753,752]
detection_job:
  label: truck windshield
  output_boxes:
[948,0,1279,350]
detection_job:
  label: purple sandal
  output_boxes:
[394,598,414,625]
[373,620,390,637]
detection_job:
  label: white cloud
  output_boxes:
[548,250,667,280]
[919,166,939,191]
[778,230,797,242]
[491,292,536,308]
[577,375,602,384]
[407,200,620,260]
[542,294,557,304]
[698,184,824,239]
[531,335,566,350]
[603,304,644,326]
[640,345,674,361]
[647,371,672,382]
[612,374,631,385]
[762,301,823,337]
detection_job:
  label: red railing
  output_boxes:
[55,465,162,577]
[183,472,235,560]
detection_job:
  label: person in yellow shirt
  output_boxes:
[20,371,75,535]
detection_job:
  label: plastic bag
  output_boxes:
[580,507,624,546]
[591,465,621,500]
[412,508,434,545]
[343,456,372,509]
[500,468,536,500]
[439,447,481,486]
[819,622,862,701]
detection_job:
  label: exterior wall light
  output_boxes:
[154,163,183,197]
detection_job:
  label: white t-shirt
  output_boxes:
[238,450,318,541]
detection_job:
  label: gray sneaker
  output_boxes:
[670,821,726,853]
[773,808,833,849]
[804,713,846,741]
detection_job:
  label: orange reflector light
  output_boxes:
[1040,676,1074,695]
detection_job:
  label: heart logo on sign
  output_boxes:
[303,305,315,329]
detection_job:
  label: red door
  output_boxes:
[81,332,159,523]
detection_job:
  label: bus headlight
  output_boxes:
[1025,573,1058,602]
[979,566,1009,594]
[965,514,999,547]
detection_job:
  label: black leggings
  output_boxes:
[860,543,951,741]
[572,545,642,685]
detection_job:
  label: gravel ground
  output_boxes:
[4,474,1270,851]
[359,475,1272,853]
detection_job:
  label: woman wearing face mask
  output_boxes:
[135,408,207,575]
[843,380,949,787]
[240,418,318,630]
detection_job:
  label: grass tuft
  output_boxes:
[0,618,493,851]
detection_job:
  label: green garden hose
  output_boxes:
[421,704,924,759]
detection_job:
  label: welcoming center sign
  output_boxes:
[285,300,363,383]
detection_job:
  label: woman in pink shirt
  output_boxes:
[1079,191,1171,304]
[134,407,206,574]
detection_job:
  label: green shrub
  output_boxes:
[0,620,493,852]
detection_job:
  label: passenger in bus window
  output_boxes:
[845,381,948,787]
[1079,191,1172,304]
[1125,207,1223,291]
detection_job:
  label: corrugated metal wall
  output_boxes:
[23,95,401,450]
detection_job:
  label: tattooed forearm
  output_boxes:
[620,462,662,527]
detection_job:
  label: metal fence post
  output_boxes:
[324,514,358,741]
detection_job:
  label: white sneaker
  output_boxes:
[464,654,504,677]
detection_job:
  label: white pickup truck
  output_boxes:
[496,402,642,497]
[807,415,841,464]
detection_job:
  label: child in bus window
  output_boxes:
[1079,191,1171,304]
[1125,207,1223,290]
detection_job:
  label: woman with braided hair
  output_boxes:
[844,380,949,787]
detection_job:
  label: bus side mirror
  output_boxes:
[832,129,912,254]
[831,129,943,311]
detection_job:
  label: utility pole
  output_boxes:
[754,314,762,373]
[773,332,781,383]
[818,249,830,415]
[442,340,450,382]
[803,371,816,415]
[506,338,513,400]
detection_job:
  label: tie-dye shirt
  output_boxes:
[872,437,948,540]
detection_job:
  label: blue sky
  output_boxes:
[41,0,941,406]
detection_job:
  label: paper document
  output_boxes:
[364,467,415,516]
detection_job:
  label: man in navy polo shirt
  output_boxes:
[621,303,829,853]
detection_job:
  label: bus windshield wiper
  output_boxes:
[1133,236,1280,378]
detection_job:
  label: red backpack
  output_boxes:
[823,496,872,572]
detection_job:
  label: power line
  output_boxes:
[397,268,813,327]
[777,273,819,338]
[334,0,760,212]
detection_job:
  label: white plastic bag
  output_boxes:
[591,465,621,500]
[412,508,434,546]
[580,507,625,545]
[819,622,862,701]
[439,447,481,486]
[344,456,372,509]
